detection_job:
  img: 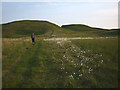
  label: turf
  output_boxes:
[2,20,119,38]
[2,20,61,38]
[2,37,118,88]
[62,24,118,37]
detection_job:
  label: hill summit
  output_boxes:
[2,20,61,38]
[2,20,119,38]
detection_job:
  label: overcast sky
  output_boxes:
[2,1,118,29]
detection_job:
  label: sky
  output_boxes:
[1,1,118,29]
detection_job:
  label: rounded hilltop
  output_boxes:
[2,20,61,38]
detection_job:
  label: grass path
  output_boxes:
[3,40,42,87]
[18,43,41,87]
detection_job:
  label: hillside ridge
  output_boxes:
[2,20,119,38]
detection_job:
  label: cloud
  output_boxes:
[33,2,68,7]
[33,4,43,7]
[1,0,119,2]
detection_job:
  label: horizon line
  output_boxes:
[1,19,119,30]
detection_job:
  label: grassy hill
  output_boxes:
[2,20,119,38]
[2,20,61,38]
[62,24,118,37]
[62,24,106,31]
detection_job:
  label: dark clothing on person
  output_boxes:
[31,33,35,45]
[32,38,35,42]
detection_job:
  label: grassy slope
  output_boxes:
[2,20,119,38]
[62,24,118,37]
[2,20,61,38]
[2,38,118,88]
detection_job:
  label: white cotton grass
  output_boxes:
[57,41,61,44]
[88,68,93,73]
[79,74,82,77]
[61,67,64,70]
[83,51,86,54]
[63,55,66,58]
[101,60,103,63]
[49,38,105,78]
[69,75,74,79]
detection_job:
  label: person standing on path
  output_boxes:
[31,33,35,45]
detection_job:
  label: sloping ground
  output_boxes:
[2,20,119,38]
[62,24,118,37]
[62,24,104,31]
[2,37,118,88]
[2,20,61,38]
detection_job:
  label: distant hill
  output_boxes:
[2,20,61,38]
[61,24,119,37]
[2,20,119,38]
[61,24,113,31]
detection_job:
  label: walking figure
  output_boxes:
[31,33,35,45]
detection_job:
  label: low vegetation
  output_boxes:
[2,20,118,88]
[2,37,118,88]
[2,20,119,38]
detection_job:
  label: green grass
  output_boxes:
[2,20,119,38]
[2,20,118,88]
[2,37,118,88]
[71,39,118,88]
[2,20,61,38]
[62,24,118,37]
